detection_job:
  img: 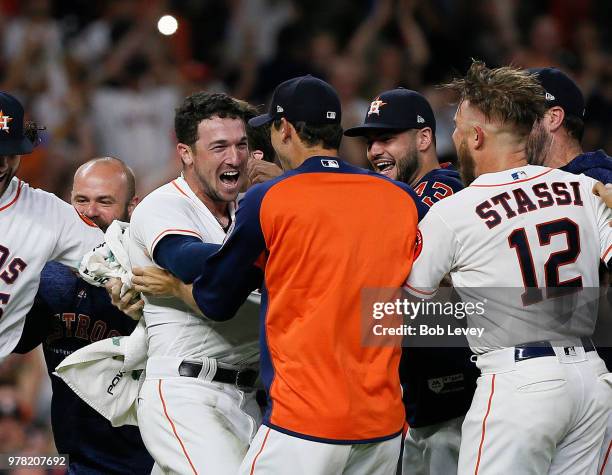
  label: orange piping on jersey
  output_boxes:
[0,179,22,212]
[471,168,554,187]
[603,244,612,263]
[403,283,437,296]
[250,427,271,474]
[75,209,99,228]
[158,380,198,475]
[474,374,495,475]
[601,439,612,475]
[172,180,190,197]
[151,229,203,250]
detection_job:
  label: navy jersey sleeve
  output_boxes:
[414,168,464,210]
[393,180,429,222]
[12,294,53,354]
[153,234,220,284]
[192,185,268,321]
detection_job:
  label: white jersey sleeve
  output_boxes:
[130,190,204,262]
[47,197,104,268]
[403,208,459,298]
[591,183,612,265]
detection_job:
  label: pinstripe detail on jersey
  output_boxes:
[471,168,554,187]
[151,229,203,251]
[171,180,190,197]
[0,179,22,212]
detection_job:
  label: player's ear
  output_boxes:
[127,195,140,218]
[177,143,194,167]
[472,125,484,150]
[280,118,292,143]
[545,106,565,133]
[416,128,433,152]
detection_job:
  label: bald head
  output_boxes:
[71,157,138,231]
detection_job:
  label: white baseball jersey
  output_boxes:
[0,177,103,357]
[405,165,612,352]
[128,175,259,365]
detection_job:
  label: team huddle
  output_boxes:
[1,61,612,475]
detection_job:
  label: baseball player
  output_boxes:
[13,157,153,475]
[128,92,260,474]
[180,75,427,474]
[345,88,477,475]
[0,92,103,360]
[404,61,612,474]
[527,67,612,475]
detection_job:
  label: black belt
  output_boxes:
[178,361,258,390]
[514,338,595,362]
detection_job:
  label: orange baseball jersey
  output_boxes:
[193,156,426,443]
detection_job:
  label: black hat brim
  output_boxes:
[344,123,410,137]
[0,136,33,155]
[248,114,275,128]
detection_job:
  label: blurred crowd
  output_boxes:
[1,0,611,465]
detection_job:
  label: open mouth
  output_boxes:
[219,170,240,187]
[372,159,396,176]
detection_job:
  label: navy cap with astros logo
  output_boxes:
[0,92,33,155]
[248,75,342,128]
[344,88,436,137]
[528,67,585,118]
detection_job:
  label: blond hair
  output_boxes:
[444,61,546,137]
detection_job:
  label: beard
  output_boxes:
[395,143,419,185]
[457,138,476,186]
[526,120,553,166]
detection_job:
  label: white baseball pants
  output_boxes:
[402,416,462,475]
[137,356,261,475]
[458,346,612,475]
[239,426,401,475]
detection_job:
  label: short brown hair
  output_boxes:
[273,119,343,150]
[444,61,547,137]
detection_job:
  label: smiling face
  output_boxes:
[0,155,21,198]
[366,129,419,183]
[71,161,135,231]
[185,116,248,204]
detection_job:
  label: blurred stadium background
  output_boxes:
[1,0,611,471]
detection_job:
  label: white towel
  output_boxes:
[54,318,147,427]
[79,220,132,296]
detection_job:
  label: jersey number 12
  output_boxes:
[508,218,582,306]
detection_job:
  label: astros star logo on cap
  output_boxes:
[0,111,12,132]
[368,98,386,116]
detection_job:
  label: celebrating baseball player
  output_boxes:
[527,66,612,475]
[128,92,260,474]
[404,61,612,474]
[161,75,427,474]
[13,157,153,474]
[0,91,103,360]
[345,88,477,475]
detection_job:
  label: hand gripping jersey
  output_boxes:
[193,156,427,443]
[405,165,612,353]
[0,178,103,358]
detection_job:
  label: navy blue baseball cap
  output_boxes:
[0,92,33,155]
[248,75,342,128]
[529,68,585,118]
[344,88,436,137]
